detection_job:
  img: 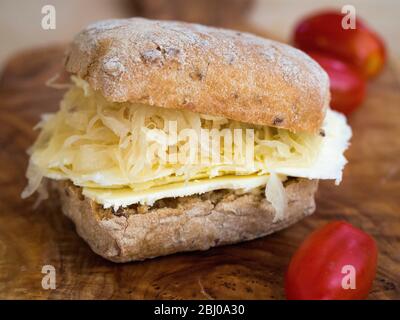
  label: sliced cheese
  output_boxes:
[82,174,271,210]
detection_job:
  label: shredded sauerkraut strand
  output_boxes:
[265,173,288,222]
[45,73,73,90]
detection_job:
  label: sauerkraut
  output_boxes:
[22,76,325,218]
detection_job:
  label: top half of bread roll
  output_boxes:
[65,18,330,133]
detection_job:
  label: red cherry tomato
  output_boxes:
[293,11,386,78]
[307,51,366,115]
[285,221,378,300]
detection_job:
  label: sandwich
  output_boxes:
[22,18,351,262]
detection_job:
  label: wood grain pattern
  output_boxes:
[0,44,399,300]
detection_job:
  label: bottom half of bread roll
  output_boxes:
[51,179,318,262]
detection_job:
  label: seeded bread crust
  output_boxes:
[53,179,318,262]
[65,18,329,133]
